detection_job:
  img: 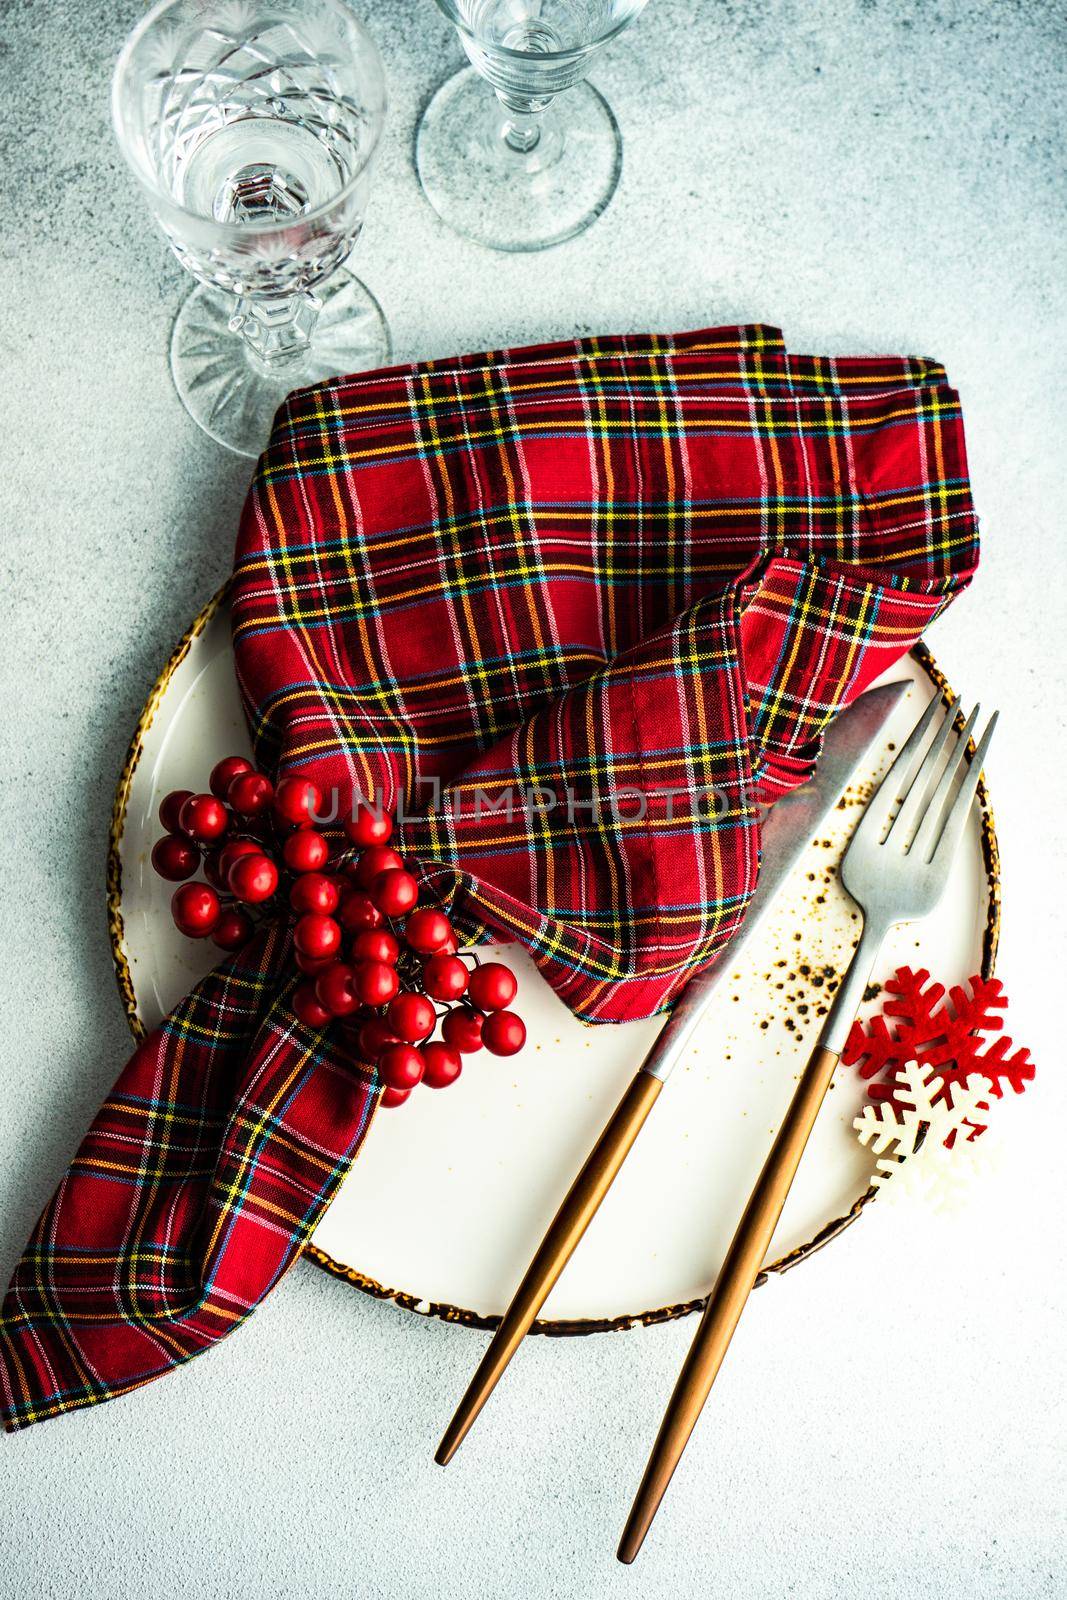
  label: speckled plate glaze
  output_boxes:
[109,588,998,1333]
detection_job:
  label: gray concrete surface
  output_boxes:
[1,1,1064,1595]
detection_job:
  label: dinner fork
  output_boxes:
[617,691,998,1563]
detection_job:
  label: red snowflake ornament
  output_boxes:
[842,966,1035,1144]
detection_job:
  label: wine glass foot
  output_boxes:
[416,66,622,252]
[170,271,391,458]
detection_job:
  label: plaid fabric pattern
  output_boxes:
[0,325,978,1431]
[234,323,977,1020]
[0,921,376,1431]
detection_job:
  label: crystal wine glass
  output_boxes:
[113,0,389,458]
[416,0,648,252]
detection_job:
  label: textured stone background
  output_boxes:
[1,1,1064,1595]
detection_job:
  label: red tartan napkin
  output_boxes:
[0,325,978,1430]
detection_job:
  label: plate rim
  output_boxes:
[107,584,1001,1336]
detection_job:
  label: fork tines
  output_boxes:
[874,694,998,863]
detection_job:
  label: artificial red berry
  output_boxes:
[354,959,400,1007]
[227,771,274,817]
[467,962,518,1013]
[482,1010,526,1056]
[274,775,323,829]
[321,876,347,915]
[151,834,199,882]
[372,869,419,917]
[379,1044,425,1091]
[422,954,469,1001]
[338,890,383,933]
[217,837,261,888]
[289,873,341,917]
[159,789,193,833]
[228,851,279,904]
[171,881,220,938]
[294,913,341,962]
[179,793,229,844]
[292,980,332,1029]
[421,1042,463,1089]
[351,929,400,965]
[344,806,394,848]
[295,950,335,976]
[314,962,360,1018]
[358,1018,400,1059]
[352,845,404,888]
[282,829,330,875]
[387,991,436,1043]
[404,907,453,954]
[441,1007,485,1054]
[211,907,255,952]
[209,756,253,800]
[380,1086,410,1109]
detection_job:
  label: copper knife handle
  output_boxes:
[435,1068,663,1466]
[617,1042,840,1563]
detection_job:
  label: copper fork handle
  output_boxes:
[617,1042,840,1564]
[436,1068,663,1466]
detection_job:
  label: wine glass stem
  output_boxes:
[229,289,323,372]
[496,88,553,153]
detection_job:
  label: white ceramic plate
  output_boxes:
[109,589,997,1331]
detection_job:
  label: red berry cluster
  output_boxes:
[151,756,526,1109]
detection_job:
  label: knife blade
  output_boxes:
[642,678,910,1080]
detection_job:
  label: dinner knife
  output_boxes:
[435,678,909,1467]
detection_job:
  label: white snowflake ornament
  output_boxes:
[854,1058,996,1213]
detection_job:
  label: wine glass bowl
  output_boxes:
[417,0,649,252]
[113,0,389,457]
[454,0,632,90]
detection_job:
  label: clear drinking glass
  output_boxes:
[113,0,389,458]
[416,0,648,252]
